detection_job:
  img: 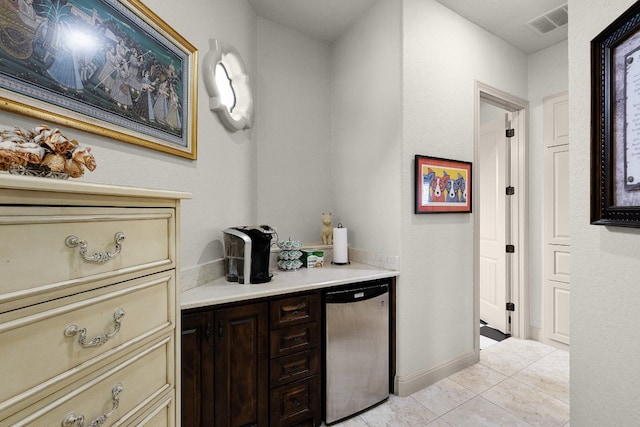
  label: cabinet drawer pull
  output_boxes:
[64,308,125,348]
[283,331,306,346]
[281,302,306,314]
[61,383,124,427]
[65,232,126,264]
[283,361,304,374]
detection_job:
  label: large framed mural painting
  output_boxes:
[0,0,198,159]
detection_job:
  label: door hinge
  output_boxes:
[506,128,515,138]
[506,186,515,195]
[506,244,515,253]
[506,302,515,311]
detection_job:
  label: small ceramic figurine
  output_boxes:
[321,212,333,245]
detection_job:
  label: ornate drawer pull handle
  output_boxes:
[62,383,124,427]
[283,362,304,374]
[282,302,306,314]
[65,232,126,264]
[64,308,125,348]
[284,333,306,346]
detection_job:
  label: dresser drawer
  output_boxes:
[0,206,175,306]
[270,376,319,427]
[270,293,320,329]
[129,391,175,426]
[2,337,173,427]
[270,322,319,359]
[0,272,175,415]
[270,349,319,388]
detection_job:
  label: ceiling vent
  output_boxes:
[525,3,568,36]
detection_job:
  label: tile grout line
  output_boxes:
[440,344,568,426]
[331,340,569,426]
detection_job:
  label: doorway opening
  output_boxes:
[474,81,529,355]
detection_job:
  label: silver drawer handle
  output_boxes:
[65,232,126,264]
[64,308,125,348]
[62,383,124,427]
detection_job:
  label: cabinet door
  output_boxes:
[181,311,214,427]
[214,303,269,427]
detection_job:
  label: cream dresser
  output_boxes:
[0,174,190,426]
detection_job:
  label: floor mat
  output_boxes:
[480,320,511,342]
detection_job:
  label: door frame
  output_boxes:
[474,81,530,353]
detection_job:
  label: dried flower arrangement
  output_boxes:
[0,125,96,179]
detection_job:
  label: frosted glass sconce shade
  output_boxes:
[203,39,253,131]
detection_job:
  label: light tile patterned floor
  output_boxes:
[327,338,570,427]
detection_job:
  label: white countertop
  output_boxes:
[181,262,399,309]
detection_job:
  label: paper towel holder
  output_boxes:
[332,223,350,265]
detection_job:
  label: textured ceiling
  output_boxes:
[249,0,568,54]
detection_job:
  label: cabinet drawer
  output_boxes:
[3,336,173,427]
[129,391,175,426]
[270,376,319,427]
[0,206,175,306]
[270,293,320,329]
[0,272,174,415]
[270,322,319,359]
[270,350,319,388]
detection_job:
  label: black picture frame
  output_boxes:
[0,0,197,159]
[591,1,640,226]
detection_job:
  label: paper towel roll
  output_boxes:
[333,226,349,264]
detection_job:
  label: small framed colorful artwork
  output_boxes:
[415,155,472,214]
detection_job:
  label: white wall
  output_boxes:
[527,41,568,331]
[569,0,640,424]
[331,0,402,256]
[255,19,333,244]
[399,0,528,395]
[0,0,258,271]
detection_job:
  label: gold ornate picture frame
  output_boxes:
[0,0,197,159]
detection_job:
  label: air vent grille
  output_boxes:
[525,3,568,36]
[546,7,568,27]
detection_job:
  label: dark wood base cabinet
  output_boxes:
[182,310,215,426]
[182,291,321,427]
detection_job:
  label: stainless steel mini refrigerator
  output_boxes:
[324,281,390,424]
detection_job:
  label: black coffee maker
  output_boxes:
[223,225,276,284]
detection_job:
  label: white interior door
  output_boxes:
[479,114,509,334]
[543,92,570,349]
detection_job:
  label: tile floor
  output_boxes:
[327,338,570,427]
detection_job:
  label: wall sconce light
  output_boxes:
[202,39,253,131]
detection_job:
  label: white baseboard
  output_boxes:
[394,350,478,397]
[529,326,542,342]
[529,326,569,351]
